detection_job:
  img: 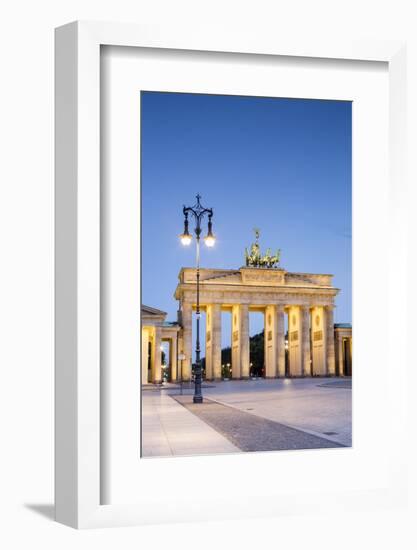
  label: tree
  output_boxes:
[249,330,264,376]
[201,330,265,378]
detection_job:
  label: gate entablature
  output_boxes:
[175,267,338,308]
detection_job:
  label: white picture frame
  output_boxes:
[55,21,407,529]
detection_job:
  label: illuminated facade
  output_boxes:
[174,267,345,381]
[141,305,180,384]
[141,266,352,384]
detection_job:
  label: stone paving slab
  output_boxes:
[173,395,345,452]
[141,391,239,457]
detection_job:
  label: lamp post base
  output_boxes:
[193,395,203,404]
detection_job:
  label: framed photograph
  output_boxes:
[55,22,407,528]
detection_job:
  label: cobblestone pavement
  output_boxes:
[316,380,352,389]
[192,377,352,446]
[173,395,344,452]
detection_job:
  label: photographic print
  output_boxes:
[141,91,352,458]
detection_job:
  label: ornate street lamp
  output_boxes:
[180,194,215,403]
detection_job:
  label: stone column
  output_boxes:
[141,328,149,385]
[205,305,213,380]
[265,305,278,378]
[177,334,183,380]
[288,306,302,376]
[326,306,336,376]
[342,337,353,376]
[231,305,240,379]
[170,336,178,382]
[301,306,311,377]
[240,304,250,379]
[152,326,162,383]
[231,304,249,379]
[349,338,352,375]
[336,332,344,376]
[277,305,286,377]
[211,304,222,380]
[205,304,221,380]
[180,302,192,381]
[311,306,326,376]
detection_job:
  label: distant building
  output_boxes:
[141,305,180,384]
[334,323,352,376]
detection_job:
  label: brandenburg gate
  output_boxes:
[141,231,351,384]
[174,265,339,381]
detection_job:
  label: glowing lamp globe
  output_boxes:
[204,234,216,247]
[180,233,192,246]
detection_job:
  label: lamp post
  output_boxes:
[180,194,215,403]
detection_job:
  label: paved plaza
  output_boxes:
[141,378,352,457]
[141,389,239,457]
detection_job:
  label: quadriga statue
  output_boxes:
[244,229,281,269]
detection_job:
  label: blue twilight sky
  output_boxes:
[141,91,352,345]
